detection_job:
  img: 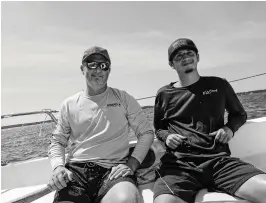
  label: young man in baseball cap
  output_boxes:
[48,46,154,203]
[153,38,266,203]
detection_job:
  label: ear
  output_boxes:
[80,65,84,74]
[169,61,176,69]
[107,64,111,73]
[169,61,174,68]
[197,53,200,62]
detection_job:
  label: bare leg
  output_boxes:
[235,174,266,203]
[154,194,187,203]
[101,181,143,203]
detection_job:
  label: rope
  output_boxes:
[229,72,266,83]
[136,72,266,101]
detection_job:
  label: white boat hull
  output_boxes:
[2,117,266,203]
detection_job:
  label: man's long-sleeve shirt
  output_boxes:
[154,76,247,158]
[48,87,154,171]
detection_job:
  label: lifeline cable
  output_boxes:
[136,72,266,101]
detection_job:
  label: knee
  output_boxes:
[114,188,141,203]
[101,182,143,203]
[154,194,187,203]
[114,193,137,203]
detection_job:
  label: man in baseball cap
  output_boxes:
[48,46,154,203]
[153,38,266,203]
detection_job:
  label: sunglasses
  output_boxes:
[173,50,196,61]
[85,61,110,71]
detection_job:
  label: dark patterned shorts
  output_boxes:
[53,162,137,203]
[153,154,265,203]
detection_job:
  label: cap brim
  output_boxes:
[82,53,110,63]
[169,46,198,61]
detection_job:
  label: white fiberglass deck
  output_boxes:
[1,183,250,203]
[2,117,266,203]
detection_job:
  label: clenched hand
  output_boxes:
[48,166,73,191]
[166,134,187,149]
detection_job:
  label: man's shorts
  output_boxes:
[153,153,265,203]
[53,162,137,203]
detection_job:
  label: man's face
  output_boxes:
[171,49,199,74]
[81,54,110,87]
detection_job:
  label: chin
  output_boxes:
[184,68,194,74]
[92,77,104,84]
[95,81,105,85]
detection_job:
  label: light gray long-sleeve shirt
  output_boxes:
[48,87,154,170]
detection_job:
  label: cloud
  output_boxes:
[192,21,266,69]
[2,25,172,76]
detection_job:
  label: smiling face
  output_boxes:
[81,54,111,88]
[171,48,200,75]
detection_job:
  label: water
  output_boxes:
[1,89,266,166]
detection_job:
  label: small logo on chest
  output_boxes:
[203,89,218,95]
[107,103,121,107]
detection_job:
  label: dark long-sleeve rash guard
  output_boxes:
[154,76,247,158]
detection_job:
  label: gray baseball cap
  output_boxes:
[82,46,111,63]
[168,38,198,61]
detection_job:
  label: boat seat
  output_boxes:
[1,185,56,203]
[1,184,251,203]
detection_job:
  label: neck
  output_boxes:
[85,84,107,96]
[176,71,200,87]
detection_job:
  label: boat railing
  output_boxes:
[1,109,59,130]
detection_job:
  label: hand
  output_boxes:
[209,126,233,144]
[108,164,133,180]
[166,134,187,149]
[48,165,73,191]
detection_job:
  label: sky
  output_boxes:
[1,1,266,120]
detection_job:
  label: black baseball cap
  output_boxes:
[82,46,111,63]
[168,38,198,61]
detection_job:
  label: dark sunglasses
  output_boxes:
[173,50,196,61]
[85,61,110,71]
